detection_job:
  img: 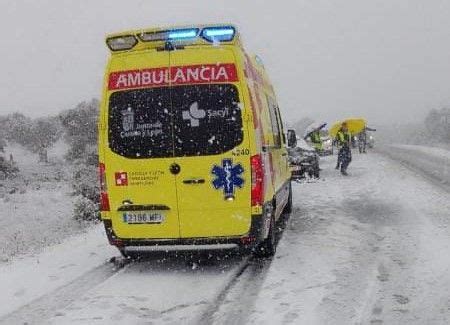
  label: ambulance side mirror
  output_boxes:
[287,129,297,148]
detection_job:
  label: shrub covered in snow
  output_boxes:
[60,99,99,163]
[59,98,101,221]
[71,153,98,201]
[70,147,100,221]
[0,155,19,180]
[2,113,61,162]
[73,194,99,222]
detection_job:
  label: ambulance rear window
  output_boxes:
[108,84,243,158]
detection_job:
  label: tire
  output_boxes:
[313,163,320,178]
[254,213,276,258]
[283,182,293,214]
[313,168,320,178]
[119,247,141,260]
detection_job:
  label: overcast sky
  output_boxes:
[1,0,450,126]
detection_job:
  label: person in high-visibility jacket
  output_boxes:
[357,126,376,153]
[335,122,352,175]
[305,129,323,152]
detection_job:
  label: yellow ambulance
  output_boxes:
[98,24,297,257]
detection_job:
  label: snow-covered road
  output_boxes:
[378,144,450,189]
[218,152,450,324]
[1,149,450,324]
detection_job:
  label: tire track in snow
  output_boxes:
[197,213,292,324]
[0,260,126,325]
[196,255,251,324]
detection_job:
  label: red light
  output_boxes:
[251,154,264,206]
[99,163,107,191]
[99,163,110,211]
[240,236,256,245]
[110,238,124,247]
[100,192,110,212]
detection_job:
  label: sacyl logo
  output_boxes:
[182,102,206,127]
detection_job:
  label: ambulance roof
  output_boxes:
[105,24,242,52]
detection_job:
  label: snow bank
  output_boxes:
[378,144,450,187]
[0,225,116,319]
[0,144,90,261]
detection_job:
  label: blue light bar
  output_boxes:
[167,29,199,40]
[139,28,199,42]
[138,26,236,44]
[204,28,234,37]
[201,26,235,42]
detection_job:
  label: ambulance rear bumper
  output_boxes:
[103,214,265,249]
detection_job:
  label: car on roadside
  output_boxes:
[320,136,333,155]
[288,139,320,179]
[367,133,375,148]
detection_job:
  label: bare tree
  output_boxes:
[425,108,450,143]
[59,98,99,163]
[28,117,61,163]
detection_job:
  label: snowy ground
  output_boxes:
[214,150,450,324]
[0,144,87,261]
[1,147,450,324]
[378,144,450,189]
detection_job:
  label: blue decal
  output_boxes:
[212,159,244,198]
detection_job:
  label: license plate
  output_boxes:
[122,211,164,224]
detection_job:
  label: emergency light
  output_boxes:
[106,35,138,51]
[168,28,199,40]
[201,26,235,42]
[139,28,200,42]
[138,26,235,43]
[108,26,236,51]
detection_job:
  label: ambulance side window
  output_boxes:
[275,106,286,145]
[267,96,282,148]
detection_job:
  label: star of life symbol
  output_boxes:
[212,159,244,198]
[115,172,128,186]
[182,102,206,127]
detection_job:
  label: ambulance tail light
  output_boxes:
[99,163,110,211]
[240,235,256,245]
[251,154,264,207]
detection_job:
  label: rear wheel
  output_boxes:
[118,247,142,261]
[313,167,320,178]
[254,213,276,258]
[283,182,293,214]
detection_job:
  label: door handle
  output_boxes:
[170,163,181,175]
[183,178,205,184]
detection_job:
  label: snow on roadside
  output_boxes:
[0,182,81,261]
[390,144,450,160]
[0,224,117,319]
[379,144,450,187]
[0,144,91,261]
